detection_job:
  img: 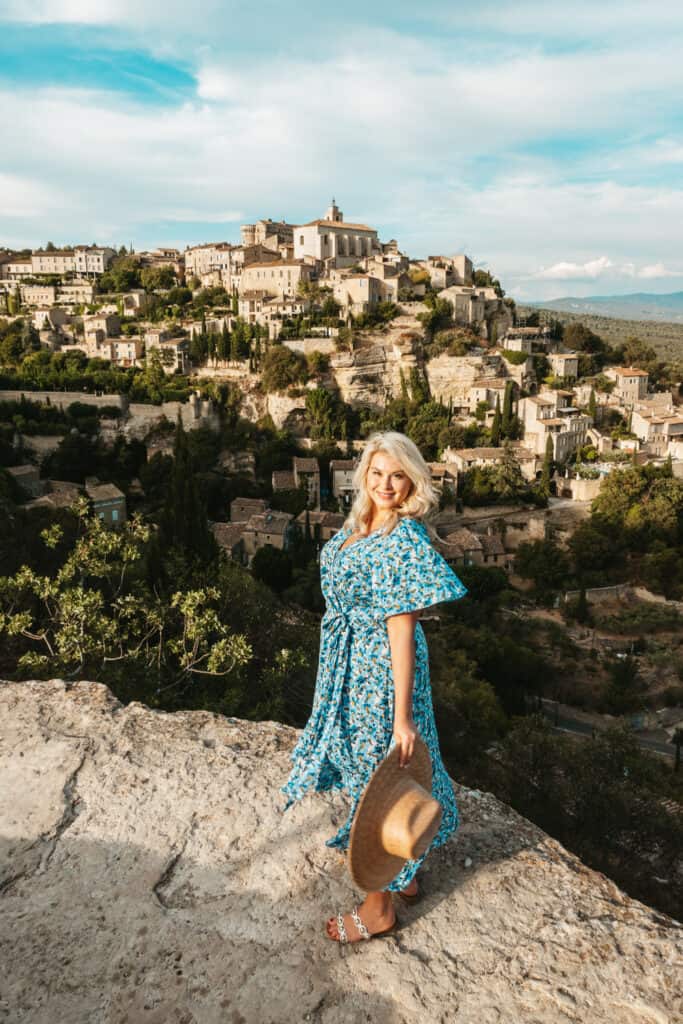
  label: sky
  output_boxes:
[1,1,683,300]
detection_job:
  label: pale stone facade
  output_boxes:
[294,201,380,267]
[145,337,190,374]
[30,246,115,277]
[518,390,591,461]
[329,458,356,510]
[333,274,384,315]
[549,352,579,380]
[20,284,57,306]
[58,279,96,305]
[605,366,649,407]
[239,261,314,300]
[443,445,539,483]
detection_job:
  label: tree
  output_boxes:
[159,417,217,563]
[251,544,293,592]
[588,388,597,421]
[140,266,176,291]
[539,433,554,496]
[514,539,570,595]
[261,346,308,392]
[491,395,502,447]
[417,294,453,340]
[501,380,514,437]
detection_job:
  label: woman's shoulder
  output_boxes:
[389,516,432,546]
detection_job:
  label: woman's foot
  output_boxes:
[325,893,396,942]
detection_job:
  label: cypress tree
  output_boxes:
[491,395,502,447]
[160,415,216,563]
[576,586,590,624]
[588,388,597,420]
[540,433,553,495]
[502,381,513,437]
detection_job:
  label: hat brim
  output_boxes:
[348,735,437,892]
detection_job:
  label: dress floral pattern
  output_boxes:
[280,515,469,891]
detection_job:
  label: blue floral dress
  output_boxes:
[280,515,469,892]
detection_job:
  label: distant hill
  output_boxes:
[528,292,683,323]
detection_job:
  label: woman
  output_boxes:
[280,430,468,943]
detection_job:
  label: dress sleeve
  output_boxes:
[376,518,468,620]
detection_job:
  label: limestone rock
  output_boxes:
[0,680,681,1024]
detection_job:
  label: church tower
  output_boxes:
[324,198,343,223]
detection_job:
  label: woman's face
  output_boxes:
[366,451,413,514]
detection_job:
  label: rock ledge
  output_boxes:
[1,679,681,1024]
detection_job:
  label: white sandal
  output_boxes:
[329,904,398,944]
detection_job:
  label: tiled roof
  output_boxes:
[302,219,376,232]
[442,527,483,551]
[616,367,649,377]
[212,522,245,549]
[272,470,296,489]
[85,481,125,502]
[245,511,293,534]
[294,457,320,472]
[329,459,356,470]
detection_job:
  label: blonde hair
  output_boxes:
[344,431,439,537]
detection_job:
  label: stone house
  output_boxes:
[605,366,649,407]
[518,390,591,461]
[426,462,458,494]
[107,338,144,367]
[549,352,579,380]
[239,260,314,301]
[333,274,384,316]
[329,458,357,510]
[241,510,294,560]
[294,509,346,542]
[443,445,539,484]
[145,337,190,374]
[6,464,43,497]
[230,497,269,522]
[57,279,96,305]
[85,479,127,526]
[211,522,247,564]
[271,457,320,508]
[84,313,120,342]
[20,284,57,306]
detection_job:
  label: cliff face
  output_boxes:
[1,680,681,1024]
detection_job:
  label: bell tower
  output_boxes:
[325,198,343,223]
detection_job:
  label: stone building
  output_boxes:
[294,200,380,267]
[518,390,591,461]
[605,366,649,407]
[239,260,314,300]
[85,478,127,526]
[443,445,539,483]
[329,458,357,510]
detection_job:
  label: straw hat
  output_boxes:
[348,735,443,892]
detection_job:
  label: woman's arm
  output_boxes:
[386,610,420,768]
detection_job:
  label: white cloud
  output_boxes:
[637,263,683,279]
[535,257,613,280]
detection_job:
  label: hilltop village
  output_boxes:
[2,202,683,922]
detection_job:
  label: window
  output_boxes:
[299,235,304,245]
[112,509,119,522]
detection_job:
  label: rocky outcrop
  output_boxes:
[1,679,680,1024]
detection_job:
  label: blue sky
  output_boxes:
[1,1,683,300]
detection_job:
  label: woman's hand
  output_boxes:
[393,715,418,768]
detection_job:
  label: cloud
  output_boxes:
[535,257,613,280]
[637,263,683,279]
